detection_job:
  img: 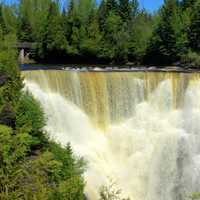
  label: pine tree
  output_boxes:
[80,9,102,61]
[18,0,33,41]
[2,6,17,34]
[98,0,108,31]
[64,0,81,57]
[128,11,153,63]
[189,0,200,52]
[106,0,118,12]
[146,0,180,64]
[0,5,17,34]
[181,0,197,9]
[98,0,119,31]
[118,0,139,22]
[42,1,68,61]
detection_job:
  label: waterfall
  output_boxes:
[22,70,200,200]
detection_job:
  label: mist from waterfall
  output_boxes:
[22,70,200,200]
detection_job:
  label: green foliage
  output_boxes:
[189,0,200,52]
[106,0,118,13]
[118,0,139,22]
[15,144,85,200]
[47,143,85,200]
[180,50,200,67]
[181,0,198,9]
[0,126,85,199]
[0,124,33,166]
[47,142,86,179]
[0,32,22,127]
[11,0,197,65]
[98,11,130,63]
[18,0,33,41]
[189,193,200,200]
[1,5,17,34]
[128,11,153,63]
[12,0,151,64]
[145,0,180,64]
[0,0,200,65]
[99,179,130,200]
[3,0,200,65]
[0,25,86,199]
[41,1,68,62]
[16,92,45,134]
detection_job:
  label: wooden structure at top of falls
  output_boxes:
[16,42,36,64]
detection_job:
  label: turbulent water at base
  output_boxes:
[22,70,200,200]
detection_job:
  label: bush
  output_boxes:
[0,124,34,166]
[180,50,200,67]
[14,143,85,200]
[16,92,45,134]
[47,142,86,200]
[189,193,200,200]
[99,179,130,200]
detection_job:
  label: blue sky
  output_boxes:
[139,0,164,12]
[3,0,164,12]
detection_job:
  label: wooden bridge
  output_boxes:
[16,42,37,64]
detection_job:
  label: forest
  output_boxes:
[0,0,200,66]
[0,20,86,200]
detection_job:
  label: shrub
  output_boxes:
[0,124,34,166]
[189,193,200,200]
[16,92,45,134]
[180,50,200,67]
[99,179,130,200]
[15,144,85,200]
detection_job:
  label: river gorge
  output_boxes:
[22,69,200,200]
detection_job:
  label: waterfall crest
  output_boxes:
[23,70,200,200]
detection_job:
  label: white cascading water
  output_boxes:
[22,70,200,200]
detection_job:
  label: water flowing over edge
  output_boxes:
[22,70,200,200]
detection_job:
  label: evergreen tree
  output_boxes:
[98,0,119,32]
[2,6,17,34]
[189,0,200,52]
[106,0,118,12]
[63,0,81,58]
[42,1,68,62]
[18,0,33,41]
[181,0,197,9]
[146,0,180,64]
[118,0,139,22]
[98,11,129,63]
[98,0,108,31]
[80,9,102,62]
[128,11,153,63]
[2,0,198,65]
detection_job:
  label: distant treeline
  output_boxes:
[1,0,200,66]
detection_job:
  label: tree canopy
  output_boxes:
[1,0,200,64]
